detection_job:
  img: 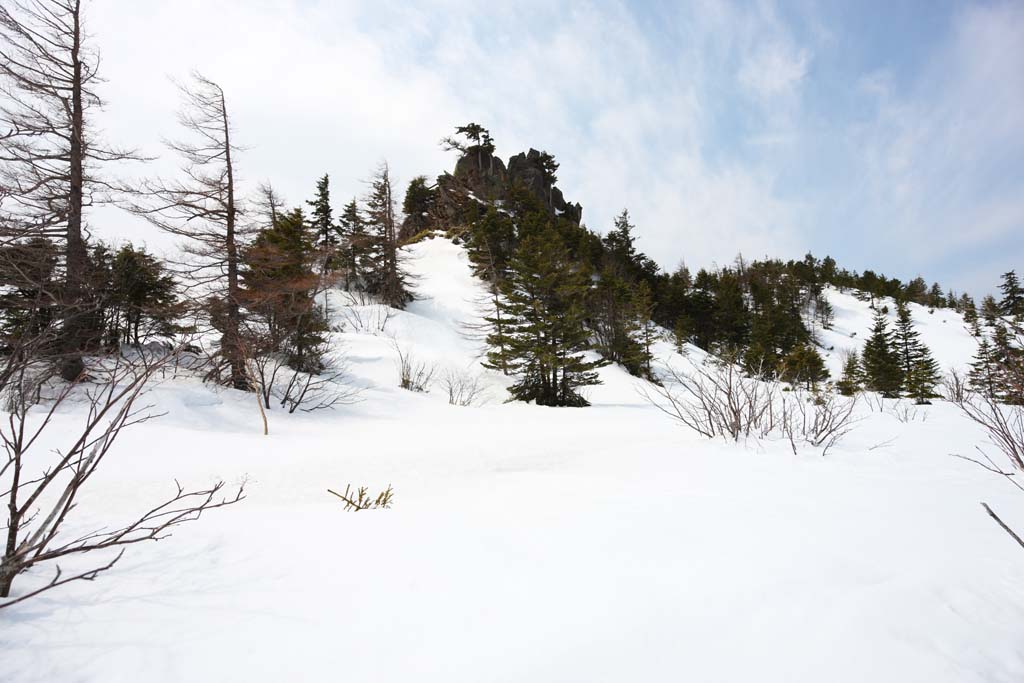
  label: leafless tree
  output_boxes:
[0,0,143,378]
[130,73,248,390]
[0,340,245,607]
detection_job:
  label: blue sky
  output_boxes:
[91,0,1023,296]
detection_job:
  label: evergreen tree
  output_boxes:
[999,270,1024,318]
[306,174,336,256]
[968,337,1000,398]
[492,232,606,407]
[337,199,369,290]
[0,237,59,342]
[633,280,658,381]
[363,163,412,308]
[242,207,328,372]
[981,295,1001,327]
[862,311,902,397]
[400,175,435,242]
[780,343,829,390]
[589,269,645,374]
[102,244,182,347]
[603,209,638,277]
[905,349,941,403]
[836,350,863,396]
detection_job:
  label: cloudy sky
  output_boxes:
[87,0,1024,296]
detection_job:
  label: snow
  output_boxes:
[816,287,979,379]
[3,235,1023,682]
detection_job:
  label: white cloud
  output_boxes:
[737,42,810,99]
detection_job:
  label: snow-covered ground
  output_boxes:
[3,237,1023,682]
[816,286,978,379]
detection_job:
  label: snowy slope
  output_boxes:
[3,236,1023,683]
[817,287,979,379]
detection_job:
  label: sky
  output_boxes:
[85,0,1024,296]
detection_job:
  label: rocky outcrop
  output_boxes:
[438,146,583,226]
[507,149,582,224]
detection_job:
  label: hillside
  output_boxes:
[4,236,1024,683]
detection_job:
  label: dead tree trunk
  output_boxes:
[0,1,142,379]
[130,73,248,390]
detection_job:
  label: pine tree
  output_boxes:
[981,295,1001,327]
[242,207,328,373]
[337,199,369,290]
[102,244,182,347]
[780,343,829,390]
[862,310,902,397]
[633,280,657,380]
[400,175,435,242]
[493,232,606,407]
[999,270,1024,318]
[905,349,941,403]
[836,350,863,396]
[306,174,336,257]
[968,337,1000,398]
[363,163,412,308]
[892,304,922,382]
[603,209,638,277]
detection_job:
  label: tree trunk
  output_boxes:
[220,90,246,391]
[61,1,87,381]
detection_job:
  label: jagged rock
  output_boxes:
[507,148,582,224]
[439,146,583,227]
[453,149,507,199]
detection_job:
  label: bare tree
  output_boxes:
[0,341,244,607]
[130,73,248,390]
[0,0,143,378]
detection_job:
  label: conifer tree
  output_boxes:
[101,244,182,347]
[400,176,435,242]
[836,350,863,396]
[305,174,337,274]
[363,163,412,308]
[981,295,1001,327]
[242,207,328,373]
[905,348,941,403]
[633,280,657,380]
[493,232,606,407]
[862,310,902,397]
[780,343,829,390]
[893,304,923,381]
[968,337,1000,398]
[337,199,369,290]
[999,270,1023,318]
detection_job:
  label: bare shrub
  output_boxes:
[328,484,394,511]
[440,369,487,406]
[943,368,968,404]
[641,356,779,441]
[642,355,859,454]
[338,299,393,334]
[889,399,924,424]
[780,391,861,456]
[394,342,435,393]
[949,327,1024,550]
[0,348,245,607]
